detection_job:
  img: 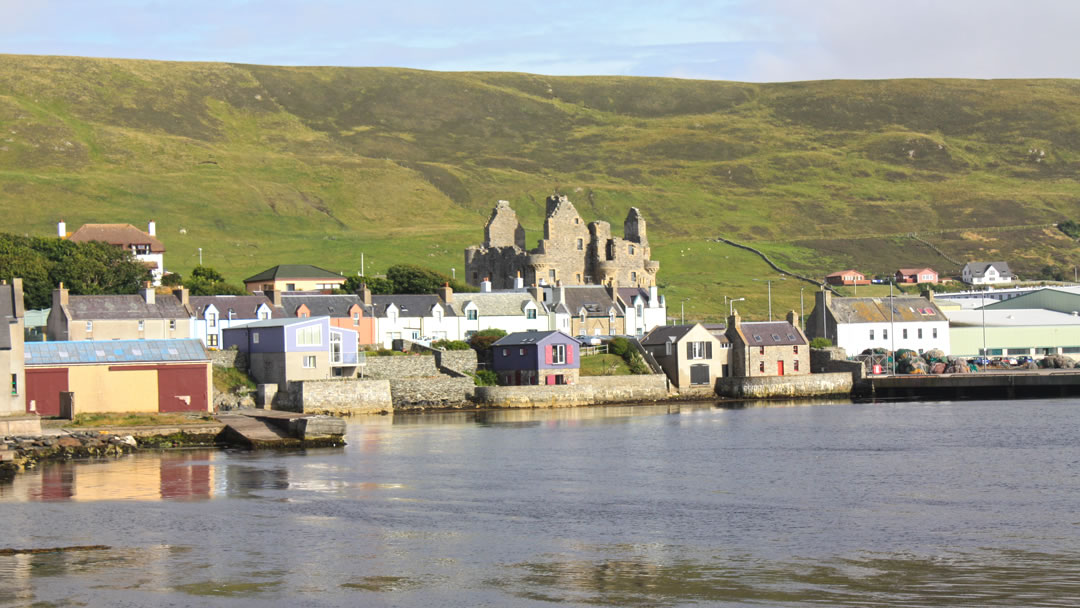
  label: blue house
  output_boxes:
[222,316,359,388]
[491,330,579,386]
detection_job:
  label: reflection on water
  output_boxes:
[1,399,1080,606]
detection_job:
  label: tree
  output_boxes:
[469,328,507,352]
[343,275,394,295]
[161,273,184,287]
[190,265,226,283]
[810,337,833,349]
[385,264,476,294]
[1040,265,1066,281]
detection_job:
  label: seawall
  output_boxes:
[716,372,853,399]
[473,375,669,408]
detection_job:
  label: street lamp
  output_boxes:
[681,298,690,325]
[800,288,805,330]
[729,297,745,317]
[768,280,772,321]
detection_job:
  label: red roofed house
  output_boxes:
[62,220,166,286]
[895,268,939,284]
[824,270,869,286]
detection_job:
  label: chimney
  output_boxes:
[358,283,372,306]
[148,220,156,236]
[54,283,69,310]
[266,288,282,308]
[606,276,618,300]
[528,283,542,302]
[921,287,935,302]
[649,284,659,307]
[514,271,524,290]
[173,286,190,308]
[141,281,155,305]
[481,277,492,292]
[437,282,453,304]
[727,309,741,330]
[556,285,566,305]
[786,310,799,328]
[11,278,24,318]
[58,220,67,238]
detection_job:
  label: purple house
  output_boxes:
[222,316,359,388]
[491,330,580,386]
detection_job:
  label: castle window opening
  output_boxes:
[629,245,635,255]
[577,238,583,250]
[630,272,637,283]
[549,269,556,281]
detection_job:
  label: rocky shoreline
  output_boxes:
[0,432,140,482]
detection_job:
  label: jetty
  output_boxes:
[868,369,1080,400]
[217,409,346,449]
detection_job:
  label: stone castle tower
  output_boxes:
[464,195,659,289]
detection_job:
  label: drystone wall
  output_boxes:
[473,374,668,408]
[433,350,478,376]
[362,355,440,379]
[716,372,852,399]
[211,349,248,370]
[286,379,392,415]
[389,377,475,410]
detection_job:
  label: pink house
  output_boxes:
[895,268,938,284]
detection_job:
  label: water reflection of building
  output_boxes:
[2,452,217,502]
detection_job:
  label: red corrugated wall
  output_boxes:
[25,368,68,417]
[157,365,208,413]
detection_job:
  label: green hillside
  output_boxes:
[2,55,1079,320]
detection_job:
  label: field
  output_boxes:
[2,55,1079,319]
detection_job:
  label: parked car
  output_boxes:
[973,356,992,366]
[1016,356,1034,365]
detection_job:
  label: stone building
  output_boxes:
[465,196,659,290]
[725,311,810,377]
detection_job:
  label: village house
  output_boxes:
[962,261,1016,285]
[282,293,377,347]
[453,280,547,340]
[1,279,26,416]
[895,267,939,284]
[222,316,360,388]
[46,284,193,342]
[805,289,950,356]
[491,330,580,386]
[243,264,346,293]
[362,286,458,348]
[618,285,667,337]
[642,323,729,391]
[62,220,166,286]
[190,293,283,348]
[24,339,211,416]
[824,270,870,286]
[542,284,625,337]
[725,311,809,377]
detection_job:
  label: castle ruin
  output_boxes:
[464,196,659,289]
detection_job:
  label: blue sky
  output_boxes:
[3,0,1078,81]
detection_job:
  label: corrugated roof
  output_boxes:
[828,296,945,324]
[739,321,806,346]
[191,295,283,319]
[67,294,189,320]
[68,224,165,252]
[25,339,207,366]
[243,264,345,283]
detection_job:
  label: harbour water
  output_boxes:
[2,398,1079,606]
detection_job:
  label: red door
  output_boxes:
[25,368,68,416]
[777,360,785,376]
[157,366,208,413]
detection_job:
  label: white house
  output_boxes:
[962,261,1016,285]
[618,286,667,336]
[369,293,457,348]
[452,285,547,339]
[190,294,281,348]
[806,290,951,356]
[63,220,167,286]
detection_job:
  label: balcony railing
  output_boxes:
[330,352,362,366]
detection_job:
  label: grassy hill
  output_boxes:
[2,54,1079,320]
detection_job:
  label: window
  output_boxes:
[759,346,765,355]
[665,342,673,356]
[353,312,360,326]
[207,334,218,347]
[903,329,908,339]
[918,328,923,339]
[10,373,17,396]
[793,345,799,354]
[577,238,583,250]
[552,344,567,364]
[794,359,800,371]
[259,310,270,320]
[636,304,643,318]
[870,329,875,340]
[286,283,296,291]
[688,341,710,359]
[630,272,637,283]
[576,274,582,282]
[297,325,322,346]
[303,355,316,368]
[526,309,537,320]
[502,348,509,357]
[549,269,556,281]
[169,320,176,331]
[933,328,938,339]
[759,361,765,372]
[467,309,478,321]
[300,311,309,318]
[252,332,260,344]
[86,321,93,333]
[580,312,585,324]
[883,329,888,339]
[137,320,145,332]
[629,245,635,255]
[208,313,217,328]
[519,348,526,356]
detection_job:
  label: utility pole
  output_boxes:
[800,288,805,330]
[768,280,772,321]
[198,247,202,266]
[361,253,365,277]
[890,280,896,375]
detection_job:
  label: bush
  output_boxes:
[810,337,833,349]
[473,370,498,386]
[607,337,631,358]
[1060,219,1080,239]
[469,329,507,352]
[432,339,471,351]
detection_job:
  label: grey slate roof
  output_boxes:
[25,339,207,366]
[738,321,806,346]
[642,324,696,345]
[618,287,655,306]
[828,296,945,324]
[281,294,363,318]
[964,261,1014,279]
[67,294,189,320]
[493,330,575,346]
[559,286,622,317]
[458,291,541,316]
[243,264,344,283]
[370,295,455,318]
[191,295,283,319]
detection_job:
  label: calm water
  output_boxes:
[2,399,1080,607]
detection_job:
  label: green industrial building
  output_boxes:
[946,308,1080,357]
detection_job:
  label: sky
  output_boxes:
[2,0,1078,82]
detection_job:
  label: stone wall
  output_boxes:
[389,377,475,410]
[433,349,478,376]
[474,374,668,408]
[211,348,248,370]
[286,379,392,415]
[810,347,866,385]
[716,372,852,399]
[362,355,440,379]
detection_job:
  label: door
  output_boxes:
[777,360,785,376]
[157,366,208,413]
[25,368,69,416]
[690,364,710,386]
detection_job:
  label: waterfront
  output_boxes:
[2,399,1079,606]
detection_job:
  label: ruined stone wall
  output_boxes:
[484,200,526,248]
[465,246,530,289]
[716,372,852,399]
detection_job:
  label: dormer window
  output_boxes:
[526,308,537,320]
[467,309,478,321]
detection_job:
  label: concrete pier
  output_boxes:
[217,409,346,449]
[869,370,1080,400]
